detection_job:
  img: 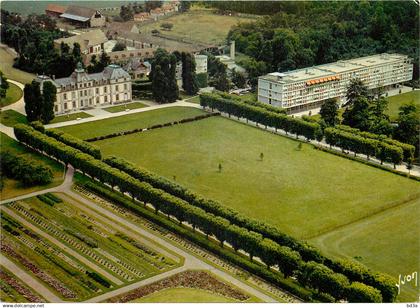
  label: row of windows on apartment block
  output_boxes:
[62,84,129,100]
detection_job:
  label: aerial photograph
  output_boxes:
[0,0,418,305]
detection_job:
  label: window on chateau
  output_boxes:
[116,94,119,101]
[64,102,68,109]
[104,87,107,93]
[84,90,87,96]
[124,84,127,90]
[64,93,67,100]
[96,88,99,94]
[72,101,76,108]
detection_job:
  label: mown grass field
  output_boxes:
[49,112,92,124]
[1,133,64,200]
[104,102,148,113]
[137,7,256,45]
[0,83,22,108]
[89,115,420,301]
[0,48,35,85]
[0,110,27,127]
[385,90,420,121]
[58,107,206,140]
[310,198,420,302]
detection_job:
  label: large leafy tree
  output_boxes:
[368,97,392,136]
[181,52,198,95]
[150,48,178,103]
[393,102,419,155]
[24,80,43,122]
[319,98,339,127]
[342,96,371,131]
[345,78,369,107]
[41,81,56,124]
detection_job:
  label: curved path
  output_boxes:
[2,79,26,115]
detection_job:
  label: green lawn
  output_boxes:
[0,48,35,85]
[92,115,420,301]
[0,132,64,199]
[0,83,22,107]
[49,112,92,124]
[137,7,255,45]
[132,288,241,303]
[0,110,27,127]
[58,106,206,140]
[104,102,148,113]
[386,90,420,121]
[310,198,420,302]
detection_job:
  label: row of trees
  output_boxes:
[324,127,403,168]
[24,80,56,124]
[200,92,322,141]
[13,123,394,302]
[319,79,419,159]
[45,128,102,159]
[227,2,418,79]
[0,150,53,186]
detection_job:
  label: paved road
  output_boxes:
[0,254,64,302]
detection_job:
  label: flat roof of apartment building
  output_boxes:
[260,53,410,84]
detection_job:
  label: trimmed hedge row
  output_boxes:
[14,123,395,302]
[200,93,322,141]
[325,127,403,167]
[84,113,220,142]
[214,91,287,114]
[46,128,102,159]
[336,125,415,162]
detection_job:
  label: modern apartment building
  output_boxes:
[258,53,413,112]
[36,63,132,114]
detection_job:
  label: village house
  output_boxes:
[45,4,67,18]
[59,5,106,28]
[105,22,139,40]
[54,29,108,55]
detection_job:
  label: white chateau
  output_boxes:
[258,53,413,112]
[37,63,132,114]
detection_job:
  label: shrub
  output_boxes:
[37,194,55,206]
[346,282,383,303]
[86,271,111,288]
[45,193,62,203]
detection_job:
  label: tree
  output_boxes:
[145,1,162,12]
[218,163,222,173]
[260,152,264,161]
[72,43,83,67]
[120,5,134,21]
[179,1,191,13]
[346,282,382,303]
[345,78,368,107]
[319,98,339,127]
[112,42,126,52]
[231,68,247,88]
[181,52,199,95]
[368,97,392,135]
[41,81,56,124]
[160,22,173,31]
[393,102,419,156]
[0,70,9,99]
[24,80,43,122]
[150,48,179,103]
[342,96,371,131]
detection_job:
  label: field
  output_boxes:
[50,112,93,124]
[104,102,148,113]
[137,7,256,45]
[58,106,206,140]
[1,133,64,200]
[86,114,419,301]
[386,90,420,120]
[0,83,22,108]
[0,192,180,302]
[0,47,35,85]
[0,110,27,127]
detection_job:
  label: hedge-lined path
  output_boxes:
[45,101,202,129]
[0,254,64,302]
[1,79,26,115]
[1,206,125,286]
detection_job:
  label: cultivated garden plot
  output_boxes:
[0,193,179,302]
[90,115,420,301]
